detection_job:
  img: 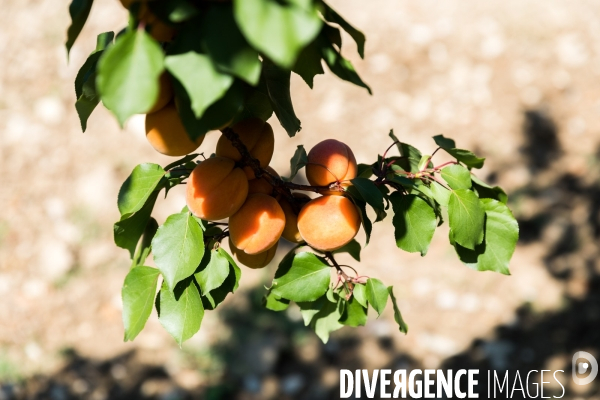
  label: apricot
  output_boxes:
[229,238,277,269]
[145,103,203,156]
[247,166,279,195]
[297,195,361,251]
[229,194,285,255]
[215,118,274,179]
[186,157,249,221]
[278,193,310,243]
[147,73,173,114]
[306,139,357,194]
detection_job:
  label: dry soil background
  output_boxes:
[1,0,600,399]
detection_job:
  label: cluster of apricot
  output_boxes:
[157,117,363,269]
[184,120,361,268]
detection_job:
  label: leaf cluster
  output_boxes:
[68,0,370,136]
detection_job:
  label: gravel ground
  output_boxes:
[1,0,599,398]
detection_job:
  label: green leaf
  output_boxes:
[339,296,367,327]
[353,283,367,308]
[432,135,456,149]
[201,256,241,310]
[333,239,361,262]
[157,279,203,346]
[292,36,324,88]
[322,3,365,58]
[472,175,508,204]
[350,178,385,212]
[433,135,485,169]
[390,193,437,256]
[132,217,158,268]
[147,0,199,23]
[74,31,114,98]
[448,189,485,250]
[166,52,234,119]
[289,145,308,179]
[118,163,166,217]
[452,199,518,275]
[75,74,100,132]
[152,212,205,292]
[430,181,451,206]
[350,197,372,245]
[388,286,408,334]
[122,266,160,341]
[194,249,230,295]
[441,164,472,190]
[114,191,159,258]
[271,252,331,302]
[298,296,326,326]
[357,163,374,179]
[202,6,261,85]
[321,41,371,94]
[263,61,301,137]
[264,291,290,311]
[174,78,245,141]
[97,28,164,125]
[366,278,388,317]
[236,81,274,122]
[233,0,322,68]
[310,294,345,343]
[66,0,94,55]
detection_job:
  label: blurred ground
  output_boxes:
[1,0,600,399]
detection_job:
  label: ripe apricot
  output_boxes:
[186,157,248,221]
[247,166,279,195]
[145,103,203,156]
[147,73,173,114]
[229,194,285,255]
[119,1,177,42]
[306,139,357,194]
[279,193,310,243]
[215,118,274,179]
[229,238,277,269]
[297,195,361,251]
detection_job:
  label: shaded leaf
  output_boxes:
[321,41,371,94]
[289,145,308,179]
[452,199,518,275]
[264,291,290,311]
[122,266,160,341]
[390,193,437,256]
[263,61,301,137]
[166,52,234,119]
[66,0,94,55]
[430,180,451,206]
[333,239,361,262]
[310,295,345,343]
[472,175,508,203]
[388,286,408,334]
[339,296,367,327]
[115,191,159,258]
[202,6,261,85]
[194,249,230,295]
[201,258,241,310]
[433,135,485,169]
[298,296,326,326]
[350,178,384,212]
[322,2,365,58]
[132,217,159,268]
